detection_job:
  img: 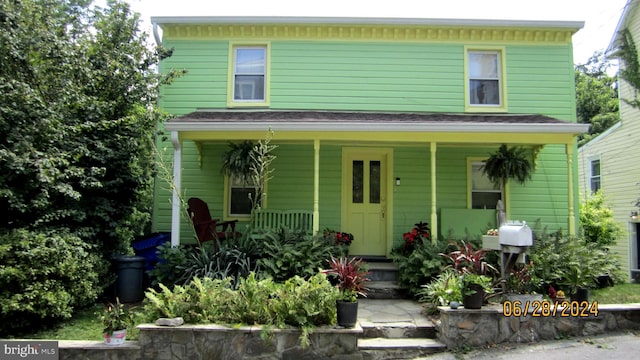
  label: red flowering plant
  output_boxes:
[323,256,370,302]
[323,228,354,246]
[399,221,430,255]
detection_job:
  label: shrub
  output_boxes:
[580,191,622,247]
[390,236,455,296]
[177,242,259,287]
[148,242,189,288]
[417,268,462,308]
[258,229,340,282]
[0,229,107,336]
[142,272,339,347]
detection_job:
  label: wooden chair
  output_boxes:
[187,197,239,251]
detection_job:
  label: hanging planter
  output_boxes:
[221,140,256,184]
[482,144,533,188]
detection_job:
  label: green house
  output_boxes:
[151,16,588,256]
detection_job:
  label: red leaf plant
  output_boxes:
[323,256,370,302]
[440,240,497,275]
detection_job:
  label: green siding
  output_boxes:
[154,36,579,247]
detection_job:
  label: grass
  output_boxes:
[591,283,640,304]
[20,303,143,341]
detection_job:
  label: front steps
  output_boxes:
[357,299,446,359]
[365,261,408,299]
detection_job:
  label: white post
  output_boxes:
[313,139,320,234]
[430,142,438,242]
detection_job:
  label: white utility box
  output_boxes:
[498,221,533,247]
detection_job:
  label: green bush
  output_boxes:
[148,242,189,288]
[580,191,622,247]
[417,268,462,308]
[0,229,107,336]
[177,242,259,287]
[258,229,340,282]
[529,234,624,294]
[142,272,339,347]
[390,239,455,296]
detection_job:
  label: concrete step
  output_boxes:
[366,281,408,299]
[358,338,446,359]
[360,320,437,339]
[366,262,399,282]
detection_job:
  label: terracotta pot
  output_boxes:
[336,301,358,328]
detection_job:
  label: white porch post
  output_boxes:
[566,143,576,236]
[313,139,320,234]
[430,142,438,242]
[170,131,182,247]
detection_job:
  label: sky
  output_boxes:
[123,0,630,65]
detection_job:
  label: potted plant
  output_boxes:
[221,140,256,184]
[459,273,493,309]
[99,298,133,345]
[504,261,544,313]
[323,256,369,327]
[441,241,497,309]
[561,263,593,303]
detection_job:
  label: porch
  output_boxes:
[160,110,588,253]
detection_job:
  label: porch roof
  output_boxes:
[165,110,589,135]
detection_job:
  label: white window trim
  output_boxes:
[589,157,602,194]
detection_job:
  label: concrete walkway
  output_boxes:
[358,299,640,359]
[421,332,640,359]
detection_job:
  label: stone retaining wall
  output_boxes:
[436,303,640,349]
[60,324,362,360]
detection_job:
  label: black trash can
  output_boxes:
[112,255,146,303]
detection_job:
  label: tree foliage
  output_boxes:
[615,28,640,108]
[0,0,184,331]
[574,51,619,146]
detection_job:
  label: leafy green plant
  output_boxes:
[148,242,190,288]
[323,257,370,302]
[98,298,133,334]
[142,273,339,347]
[482,144,533,188]
[176,242,258,287]
[221,140,256,184]
[580,191,622,247]
[390,237,455,296]
[507,262,543,294]
[459,274,494,297]
[258,229,339,282]
[418,269,462,307]
[0,229,107,336]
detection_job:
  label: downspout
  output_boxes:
[170,131,182,246]
[152,22,162,46]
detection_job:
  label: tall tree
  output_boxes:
[0,0,184,258]
[574,51,620,146]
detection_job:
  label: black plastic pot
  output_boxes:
[597,274,613,288]
[573,287,589,304]
[336,301,358,328]
[463,284,484,309]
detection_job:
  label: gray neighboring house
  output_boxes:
[577,0,640,281]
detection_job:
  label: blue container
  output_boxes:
[131,232,170,271]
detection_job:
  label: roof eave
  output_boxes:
[607,0,635,56]
[164,121,589,134]
[150,16,584,31]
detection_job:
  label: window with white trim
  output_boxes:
[228,176,256,217]
[470,161,503,209]
[467,50,502,106]
[233,47,266,102]
[590,159,601,193]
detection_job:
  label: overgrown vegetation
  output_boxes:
[580,191,623,247]
[142,273,339,347]
[0,0,184,333]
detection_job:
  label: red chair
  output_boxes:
[187,197,239,251]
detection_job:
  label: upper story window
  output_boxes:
[469,160,503,209]
[466,48,506,112]
[590,159,601,193]
[228,44,270,107]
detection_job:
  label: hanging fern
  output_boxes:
[482,144,533,187]
[221,140,256,183]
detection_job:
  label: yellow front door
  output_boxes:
[342,148,391,256]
